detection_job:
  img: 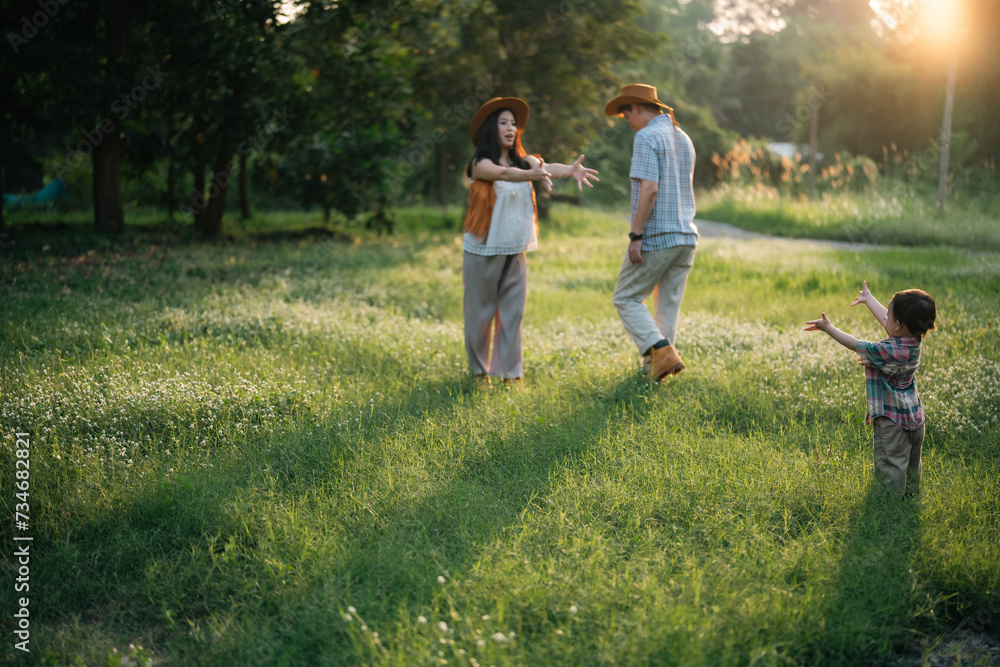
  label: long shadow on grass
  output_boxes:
[33,371,661,662]
[810,481,923,663]
[325,374,660,607]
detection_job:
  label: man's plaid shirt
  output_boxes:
[629,114,698,251]
[855,337,924,430]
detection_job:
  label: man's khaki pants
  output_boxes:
[613,244,695,355]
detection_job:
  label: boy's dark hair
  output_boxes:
[890,289,937,338]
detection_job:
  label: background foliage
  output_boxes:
[3,0,998,234]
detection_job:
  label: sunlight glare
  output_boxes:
[278,1,306,24]
[924,0,959,36]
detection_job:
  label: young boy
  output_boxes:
[804,281,937,498]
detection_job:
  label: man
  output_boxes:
[606,83,698,383]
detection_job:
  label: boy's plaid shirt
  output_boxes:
[855,337,924,430]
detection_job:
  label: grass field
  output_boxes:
[697,183,1000,253]
[2,206,999,665]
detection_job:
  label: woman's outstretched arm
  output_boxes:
[472,157,552,191]
[528,154,599,191]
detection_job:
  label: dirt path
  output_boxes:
[695,218,877,250]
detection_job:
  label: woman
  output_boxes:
[462,96,598,388]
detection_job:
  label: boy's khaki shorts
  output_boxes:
[873,416,924,498]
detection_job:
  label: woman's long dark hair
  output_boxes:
[466,108,530,178]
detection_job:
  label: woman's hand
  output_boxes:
[569,154,599,191]
[530,159,553,193]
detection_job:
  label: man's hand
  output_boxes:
[803,312,833,332]
[850,280,872,307]
[628,240,643,264]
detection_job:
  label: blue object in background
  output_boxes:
[3,178,68,208]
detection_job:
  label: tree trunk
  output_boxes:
[238,152,251,220]
[535,182,550,220]
[166,151,176,225]
[92,118,124,232]
[808,80,820,200]
[92,0,133,232]
[200,153,232,238]
[192,139,206,231]
[438,143,450,226]
[938,54,958,213]
[0,107,5,232]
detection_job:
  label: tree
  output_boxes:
[383,0,657,217]
[2,0,153,232]
[273,0,416,226]
[158,0,296,237]
[46,1,153,232]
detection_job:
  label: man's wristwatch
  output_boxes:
[628,232,644,242]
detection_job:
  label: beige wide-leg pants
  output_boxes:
[612,244,696,355]
[463,252,528,379]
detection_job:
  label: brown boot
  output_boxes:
[649,344,684,382]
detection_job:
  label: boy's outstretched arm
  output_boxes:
[804,312,858,350]
[850,280,887,327]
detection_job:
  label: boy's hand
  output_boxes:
[850,280,872,307]
[803,312,833,332]
[804,312,859,350]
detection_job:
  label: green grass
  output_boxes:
[1,206,998,665]
[697,183,1000,252]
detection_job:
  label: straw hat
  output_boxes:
[605,83,672,116]
[469,97,530,145]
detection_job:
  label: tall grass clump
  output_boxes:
[698,139,1000,252]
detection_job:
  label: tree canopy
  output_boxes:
[3,0,997,233]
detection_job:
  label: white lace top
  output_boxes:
[463,180,537,256]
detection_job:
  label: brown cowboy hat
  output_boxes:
[469,97,530,145]
[605,83,673,116]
